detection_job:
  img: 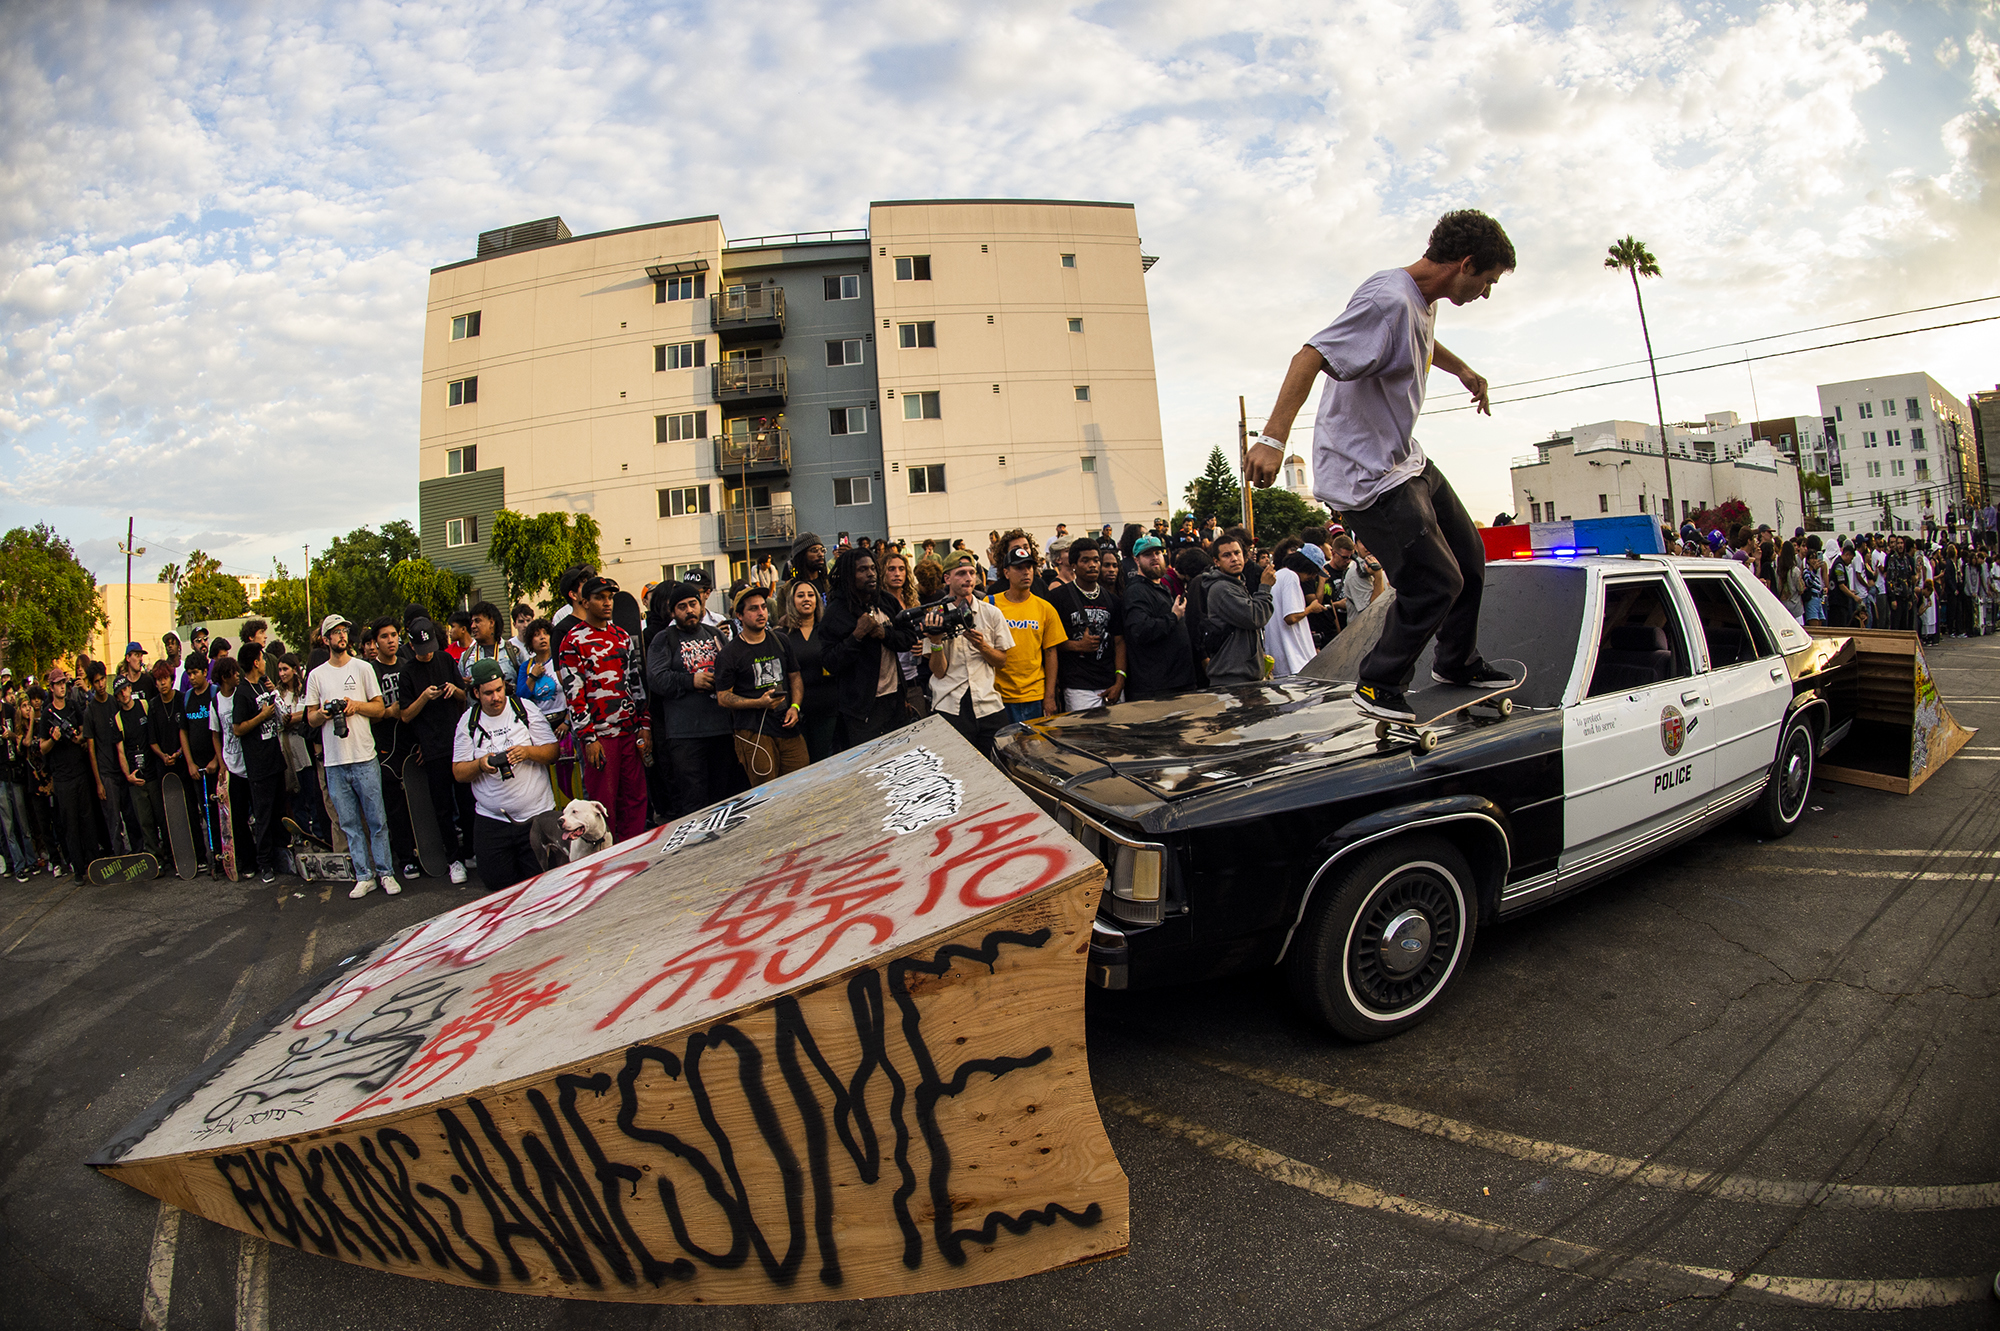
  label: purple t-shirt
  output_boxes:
[1307,268,1435,511]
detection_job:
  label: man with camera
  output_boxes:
[645,581,738,817]
[924,552,1014,756]
[304,613,400,899]
[452,657,558,893]
[35,670,96,881]
[715,585,807,785]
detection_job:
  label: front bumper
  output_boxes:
[1089,917,1130,989]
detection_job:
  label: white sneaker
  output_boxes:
[380,875,403,896]
[448,861,468,885]
[349,878,376,899]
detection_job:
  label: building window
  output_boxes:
[725,483,771,509]
[826,339,864,367]
[1598,493,1609,513]
[907,464,946,494]
[1891,458,1906,477]
[833,476,872,506]
[1916,459,1931,480]
[1906,397,1922,418]
[1863,431,1878,448]
[445,515,478,547]
[893,255,931,281]
[446,446,476,475]
[1882,399,1896,418]
[902,391,941,420]
[1866,461,1882,479]
[1080,456,1097,473]
[1912,428,1926,451]
[450,311,481,340]
[1074,385,1091,402]
[656,412,707,442]
[1060,253,1076,268]
[1886,429,1901,446]
[1529,502,1541,522]
[829,406,867,435]
[897,321,935,349]
[656,275,705,303]
[823,274,862,300]
[1068,317,1083,333]
[658,485,712,518]
[447,377,477,406]
[1834,405,1843,421]
[657,341,706,371]
[1858,401,1873,419]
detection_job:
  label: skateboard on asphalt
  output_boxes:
[1371,659,1528,754]
[210,774,238,882]
[87,852,160,886]
[159,772,198,882]
[283,816,332,851]
[402,753,450,880]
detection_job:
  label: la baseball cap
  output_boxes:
[1133,535,1165,555]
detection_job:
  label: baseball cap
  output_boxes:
[111,676,134,695]
[580,574,619,600]
[407,618,439,652]
[733,584,771,614]
[1005,546,1036,569]
[1049,537,1073,556]
[125,640,146,656]
[319,613,350,636]
[1298,543,1328,569]
[1133,535,1165,555]
[946,551,980,570]
[467,658,505,689]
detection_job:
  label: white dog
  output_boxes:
[558,799,614,863]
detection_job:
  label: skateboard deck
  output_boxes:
[283,816,332,851]
[159,773,198,881]
[211,774,238,881]
[401,753,449,879]
[1371,659,1528,753]
[87,852,159,886]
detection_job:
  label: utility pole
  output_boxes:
[116,517,145,653]
[303,543,311,634]
[1237,396,1256,540]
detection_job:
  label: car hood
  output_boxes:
[1002,679,1385,807]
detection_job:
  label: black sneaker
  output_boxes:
[1355,681,1416,723]
[260,868,276,884]
[1432,659,1516,689]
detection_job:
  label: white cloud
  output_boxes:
[3,0,1998,565]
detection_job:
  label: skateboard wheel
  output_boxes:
[1498,697,1513,717]
[1417,730,1438,753]
[1374,721,1390,740]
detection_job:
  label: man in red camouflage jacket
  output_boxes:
[555,573,652,842]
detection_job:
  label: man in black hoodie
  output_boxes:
[645,582,740,817]
[1124,536,1196,699]
[821,547,920,749]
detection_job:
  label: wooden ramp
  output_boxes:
[90,717,1127,1304]
[1806,627,1975,795]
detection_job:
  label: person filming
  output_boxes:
[452,658,558,893]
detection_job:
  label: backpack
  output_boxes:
[466,694,532,742]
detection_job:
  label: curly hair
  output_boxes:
[1424,209,1516,273]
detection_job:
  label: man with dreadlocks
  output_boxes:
[820,544,922,750]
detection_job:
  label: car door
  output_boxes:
[1561,572,1715,876]
[1678,568,1791,808]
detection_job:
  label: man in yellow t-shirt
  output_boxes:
[989,536,1067,721]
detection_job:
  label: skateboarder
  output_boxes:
[1248,209,1516,723]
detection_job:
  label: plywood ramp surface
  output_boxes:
[92,717,1127,1303]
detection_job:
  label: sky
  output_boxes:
[4,0,1998,586]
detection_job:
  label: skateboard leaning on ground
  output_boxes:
[158,772,198,882]
[1370,659,1528,754]
[86,852,159,886]
[402,753,450,880]
[208,773,238,881]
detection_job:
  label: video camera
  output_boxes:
[892,597,977,640]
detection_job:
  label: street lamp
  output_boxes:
[117,517,146,653]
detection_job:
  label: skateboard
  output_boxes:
[402,753,450,879]
[87,852,160,886]
[283,816,332,851]
[1370,659,1528,754]
[159,772,198,881]
[210,773,238,882]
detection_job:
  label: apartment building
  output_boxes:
[1508,411,1806,530]
[1818,372,1976,535]
[1968,384,2000,500]
[416,202,1170,594]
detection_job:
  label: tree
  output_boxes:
[1605,236,1674,524]
[0,524,106,677]
[174,548,249,623]
[1250,488,1332,544]
[486,510,604,610]
[391,558,474,624]
[316,520,422,628]
[1182,448,1242,532]
[251,561,313,650]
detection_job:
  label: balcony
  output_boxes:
[715,428,791,477]
[711,286,785,344]
[717,504,797,551]
[712,356,788,409]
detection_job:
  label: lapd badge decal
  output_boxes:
[1660,705,1686,757]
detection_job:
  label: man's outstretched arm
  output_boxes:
[1431,342,1490,415]
[1247,345,1327,487]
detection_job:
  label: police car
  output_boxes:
[994,556,1855,1041]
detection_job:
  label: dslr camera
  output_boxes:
[488,749,515,780]
[893,598,976,640]
[323,696,350,739]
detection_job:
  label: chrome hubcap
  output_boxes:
[1378,909,1433,977]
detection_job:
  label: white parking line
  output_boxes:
[1763,847,1996,856]
[235,1236,269,1331]
[1186,1054,2000,1212]
[1105,1094,1988,1310]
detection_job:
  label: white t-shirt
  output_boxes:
[1343,559,1378,615]
[452,701,557,824]
[1263,568,1317,677]
[304,656,381,767]
[210,688,246,779]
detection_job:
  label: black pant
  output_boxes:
[52,776,96,878]
[665,734,741,818]
[838,691,906,751]
[472,814,539,893]
[1343,462,1485,689]
[945,693,1008,759]
[226,771,259,871]
[246,773,284,873]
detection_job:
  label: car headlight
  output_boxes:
[1109,843,1163,926]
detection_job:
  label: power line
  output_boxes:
[1425,315,2000,416]
[1437,293,2000,398]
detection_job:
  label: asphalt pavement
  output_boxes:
[4,634,1997,1330]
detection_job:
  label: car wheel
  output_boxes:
[1751,713,1815,839]
[1286,836,1478,1042]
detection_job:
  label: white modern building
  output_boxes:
[1817,372,1976,536]
[1509,410,1806,531]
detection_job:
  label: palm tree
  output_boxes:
[1605,236,1673,528]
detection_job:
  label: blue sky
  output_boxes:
[4,0,1998,584]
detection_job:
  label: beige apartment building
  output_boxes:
[417,201,1170,595]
